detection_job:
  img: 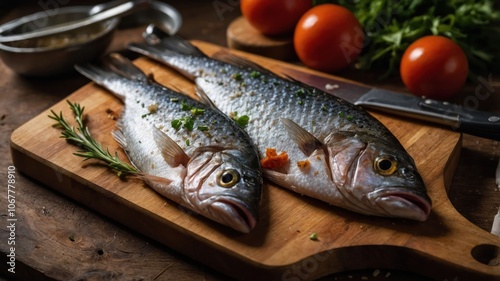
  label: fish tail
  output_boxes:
[75,53,149,100]
[101,53,149,83]
[129,31,206,58]
[74,62,117,87]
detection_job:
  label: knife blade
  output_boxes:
[281,67,500,141]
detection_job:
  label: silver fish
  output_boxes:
[128,36,433,222]
[74,54,262,233]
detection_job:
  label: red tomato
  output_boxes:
[240,0,312,36]
[400,35,468,100]
[293,4,364,73]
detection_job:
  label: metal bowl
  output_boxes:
[0,6,119,76]
[119,1,182,35]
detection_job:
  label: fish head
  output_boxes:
[326,132,431,221]
[184,146,262,233]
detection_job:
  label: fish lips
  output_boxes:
[368,189,432,222]
[209,196,258,233]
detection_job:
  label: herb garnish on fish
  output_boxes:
[49,100,138,177]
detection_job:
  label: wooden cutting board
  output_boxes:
[10,41,500,280]
[227,16,296,61]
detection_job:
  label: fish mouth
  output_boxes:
[210,197,257,233]
[375,190,432,222]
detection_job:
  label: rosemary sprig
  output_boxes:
[49,100,139,176]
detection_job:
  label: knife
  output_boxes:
[281,68,500,141]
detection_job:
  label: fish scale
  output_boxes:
[129,36,433,222]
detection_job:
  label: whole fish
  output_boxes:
[74,54,262,233]
[128,35,433,222]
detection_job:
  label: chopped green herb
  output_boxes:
[198,125,209,131]
[183,117,194,131]
[180,101,192,111]
[250,71,261,78]
[190,108,205,115]
[321,105,328,111]
[232,73,243,81]
[185,139,190,146]
[346,115,354,121]
[295,88,306,98]
[171,119,182,130]
[170,97,179,102]
[298,100,304,105]
[233,114,250,127]
[338,111,345,118]
[309,233,318,241]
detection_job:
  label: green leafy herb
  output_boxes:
[190,108,205,115]
[180,101,192,111]
[171,119,182,130]
[250,71,261,78]
[295,88,307,98]
[316,0,500,78]
[231,112,250,127]
[172,101,208,132]
[183,117,195,131]
[309,232,319,241]
[232,72,243,81]
[197,125,209,131]
[49,101,139,176]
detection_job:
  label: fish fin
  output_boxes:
[111,130,141,171]
[137,173,173,186]
[212,51,274,75]
[157,35,206,57]
[152,126,190,167]
[280,74,330,99]
[74,63,128,101]
[194,82,217,108]
[130,32,206,58]
[280,117,323,156]
[102,53,149,83]
[112,130,128,149]
[128,43,198,81]
[262,169,288,187]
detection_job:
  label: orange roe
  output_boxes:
[261,148,288,169]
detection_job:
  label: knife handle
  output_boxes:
[420,99,500,141]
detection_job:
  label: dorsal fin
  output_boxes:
[194,82,218,108]
[212,51,274,75]
[152,126,190,167]
[102,53,149,83]
[280,117,323,156]
[280,73,322,93]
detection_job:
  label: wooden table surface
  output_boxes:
[1,1,499,280]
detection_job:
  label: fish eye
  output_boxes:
[374,156,397,176]
[217,169,240,188]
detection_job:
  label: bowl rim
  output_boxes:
[0,17,119,53]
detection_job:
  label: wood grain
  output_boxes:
[227,16,295,61]
[10,41,500,280]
